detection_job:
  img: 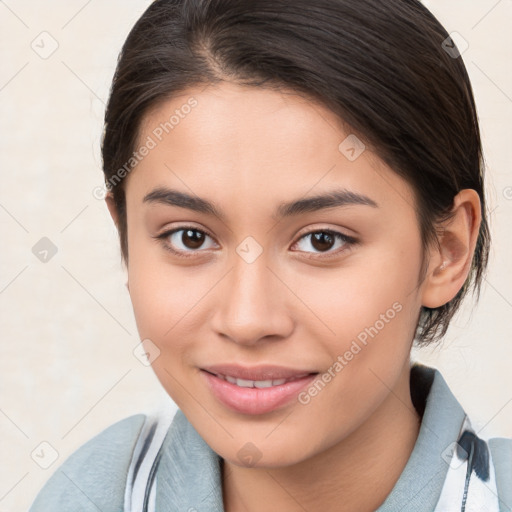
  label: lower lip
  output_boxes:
[200,370,318,415]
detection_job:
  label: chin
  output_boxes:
[212,434,314,470]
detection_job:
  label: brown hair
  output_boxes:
[101,0,490,345]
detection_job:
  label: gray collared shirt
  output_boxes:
[29,364,512,511]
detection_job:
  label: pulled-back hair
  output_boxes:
[101,0,490,345]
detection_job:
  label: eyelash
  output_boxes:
[154,225,358,260]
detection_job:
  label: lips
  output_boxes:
[200,364,319,414]
[201,363,317,382]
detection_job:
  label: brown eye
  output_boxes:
[292,229,356,257]
[156,226,217,257]
[310,232,336,252]
[180,229,206,249]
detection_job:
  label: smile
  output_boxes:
[200,369,319,415]
[210,372,312,388]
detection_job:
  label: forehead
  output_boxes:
[126,82,416,218]
[137,82,348,163]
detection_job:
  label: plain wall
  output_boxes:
[0,1,511,510]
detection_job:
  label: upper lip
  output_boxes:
[201,364,318,381]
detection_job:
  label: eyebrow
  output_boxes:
[143,186,379,221]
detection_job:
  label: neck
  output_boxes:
[222,363,421,512]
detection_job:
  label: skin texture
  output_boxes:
[106,82,481,512]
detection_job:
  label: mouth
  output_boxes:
[200,365,319,415]
[203,370,314,388]
[201,363,318,381]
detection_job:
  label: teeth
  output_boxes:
[255,379,284,388]
[236,378,256,387]
[217,374,296,388]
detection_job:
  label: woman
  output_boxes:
[29,0,511,510]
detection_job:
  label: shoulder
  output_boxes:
[489,436,512,465]
[488,436,512,509]
[29,414,147,512]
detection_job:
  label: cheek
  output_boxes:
[126,216,201,337]
[296,238,422,402]
[126,258,206,407]
[128,261,207,341]
[303,246,421,350]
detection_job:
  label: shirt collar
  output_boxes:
[376,363,466,511]
[155,363,467,511]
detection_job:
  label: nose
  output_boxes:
[210,251,294,346]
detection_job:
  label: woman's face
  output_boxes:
[119,81,431,468]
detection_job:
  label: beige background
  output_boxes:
[0,1,511,510]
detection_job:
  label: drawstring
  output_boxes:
[142,445,165,512]
[460,437,475,512]
[124,408,175,512]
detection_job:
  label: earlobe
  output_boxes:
[421,189,482,309]
[105,191,120,229]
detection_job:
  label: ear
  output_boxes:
[421,189,482,308]
[105,190,120,230]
